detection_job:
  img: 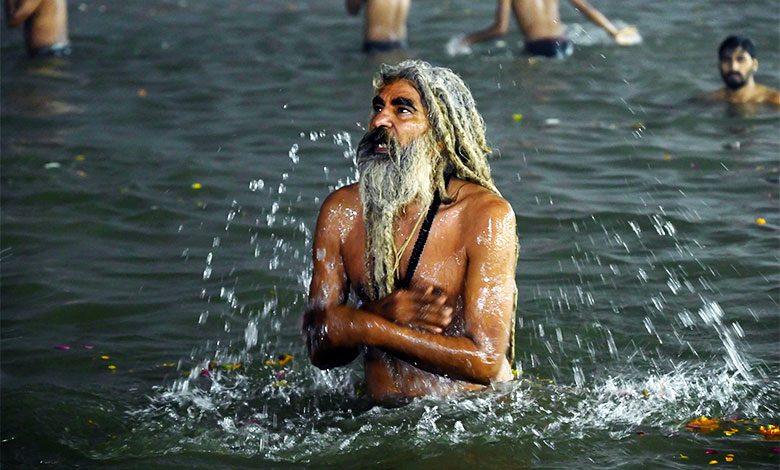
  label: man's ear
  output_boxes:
[753,58,759,72]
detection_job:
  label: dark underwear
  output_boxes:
[524,37,573,59]
[29,41,72,59]
[362,40,407,54]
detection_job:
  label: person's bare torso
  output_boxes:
[512,0,565,41]
[364,0,410,42]
[23,0,68,50]
[336,180,512,401]
[708,84,780,107]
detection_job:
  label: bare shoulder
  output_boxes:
[320,183,360,215]
[316,183,361,233]
[451,180,516,239]
[758,85,780,106]
[452,180,513,213]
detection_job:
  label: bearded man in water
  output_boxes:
[302,60,518,404]
[704,35,780,108]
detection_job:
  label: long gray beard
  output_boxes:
[358,131,438,299]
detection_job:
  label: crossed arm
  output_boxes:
[302,191,518,385]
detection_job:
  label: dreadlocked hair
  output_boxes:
[373,60,499,202]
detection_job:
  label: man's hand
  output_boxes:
[365,285,453,334]
[614,26,642,46]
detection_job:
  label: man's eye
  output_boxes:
[398,107,411,114]
[373,105,383,113]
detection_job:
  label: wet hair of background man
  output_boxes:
[718,35,757,59]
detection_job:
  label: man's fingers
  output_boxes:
[413,302,453,330]
[420,325,443,334]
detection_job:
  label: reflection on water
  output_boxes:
[1,0,779,468]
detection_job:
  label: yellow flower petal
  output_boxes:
[278,355,293,365]
[686,416,720,433]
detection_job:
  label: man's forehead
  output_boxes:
[721,46,752,60]
[376,79,424,105]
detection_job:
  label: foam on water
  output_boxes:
[111,358,775,463]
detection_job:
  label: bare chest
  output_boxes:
[341,213,468,302]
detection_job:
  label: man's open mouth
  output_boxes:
[374,142,389,154]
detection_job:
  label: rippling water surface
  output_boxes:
[2,1,779,468]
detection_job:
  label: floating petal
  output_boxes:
[686,416,720,433]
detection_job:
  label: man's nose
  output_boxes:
[370,109,392,130]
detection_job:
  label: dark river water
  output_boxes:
[2,1,779,468]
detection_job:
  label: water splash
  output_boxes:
[110,127,775,466]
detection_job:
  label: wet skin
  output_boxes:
[303,79,518,402]
[464,0,640,46]
[5,0,69,53]
[346,0,410,43]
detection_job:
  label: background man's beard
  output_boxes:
[723,71,747,90]
[357,129,438,298]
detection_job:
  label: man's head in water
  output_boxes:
[718,35,758,91]
[355,60,497,298]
